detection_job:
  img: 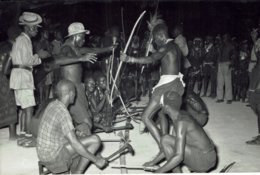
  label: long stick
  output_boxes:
[110,11,146,101]
[110,74,130,116]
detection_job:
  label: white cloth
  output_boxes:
[14,89,36,108]
[152,73,185,93]
[10,32,41,89]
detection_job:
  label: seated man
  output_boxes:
[183,90,209,127]
[95,73,115,127]
[146,91,217,173]
[84,76,112,133]
[157,89,209,138]
[36,79,107,174]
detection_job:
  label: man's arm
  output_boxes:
[155,122,187,173]
[79,45,115,55]
[120,50,166,64]
[66,130,97,163]
[53,53,97,66]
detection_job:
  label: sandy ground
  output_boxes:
[0,96,260,174]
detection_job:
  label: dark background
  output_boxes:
[1,0,260,42]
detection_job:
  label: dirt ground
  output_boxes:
[0,96,260,174]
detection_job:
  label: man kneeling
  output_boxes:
[148,91,217,173]
[36,79,107,174]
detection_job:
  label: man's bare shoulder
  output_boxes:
[160,41,180,55]
[60,45,76,57]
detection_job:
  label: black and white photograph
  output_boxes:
[0,0,260,174]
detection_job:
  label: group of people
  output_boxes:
[0,9,259,174]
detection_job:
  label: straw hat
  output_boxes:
[19,12,42,27]
[66,22,90,37]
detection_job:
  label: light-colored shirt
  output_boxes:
[9,32,41,89]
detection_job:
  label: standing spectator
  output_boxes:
[234,40,250,102]
[172,24,190,77]
[51,30,63,56]
[246,38,260,145]
[0,26,21,140]
[248,28,259,74]
[216,33,235,104]
[9,12,49,146]
[187,37,204,95]
[202,35,217,97]
[34,30,52,103]
[172,24,189,57]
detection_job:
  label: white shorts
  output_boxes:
[14,89,36,109]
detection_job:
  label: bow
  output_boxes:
[110,11,146,100]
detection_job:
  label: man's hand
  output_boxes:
[38,49,51,59]
[120,53,130,62]
[103,126,113,133]
[139,121,147,134]
[143,165,160,172]
[94,156,108,169]
[80,53,97,63]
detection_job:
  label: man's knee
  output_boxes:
[142,99,160,122]
[90,134,101,147]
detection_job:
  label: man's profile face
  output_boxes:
[75,33,85,47]
[153,30,165,48]
[27,25,39,37]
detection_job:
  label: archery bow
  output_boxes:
[110,10,146,101]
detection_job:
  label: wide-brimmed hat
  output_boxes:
[66,22,90,37]
[19,12,42,27]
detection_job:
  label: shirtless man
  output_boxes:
[57,22,114,134]
[145,91,217,173]
[84,76,112,133]
[120,23,185,159]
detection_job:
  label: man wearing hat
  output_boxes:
[57,22,115,135]
[9,12,50,145]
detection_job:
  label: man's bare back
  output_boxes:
[173,111,214,152]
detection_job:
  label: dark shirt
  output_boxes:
[189,47,204,67]
[203,44,217,64]
[218,42,234,63]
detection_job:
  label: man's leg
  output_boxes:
[210,67,217,97]
[203,73,209,97]
[24,107,33,136]
[197,74,203,95]
[158,110,169,135]
[65,135,101,174]
[142,99,162,145]
[20,110,26,135]
[9,123,17,140]
[224,63,233,102]
[160,135,182,173]
[217,64,224,101]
